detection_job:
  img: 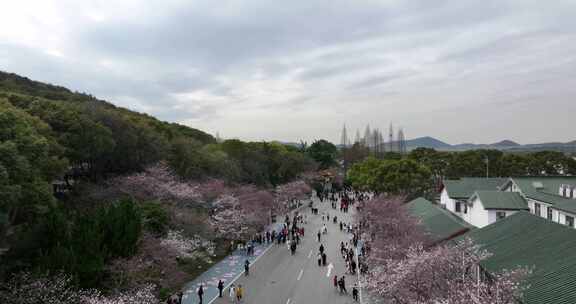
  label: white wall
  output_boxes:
[440,189,455,212]
[528,199,553,220]
[468,197,490,228]
[502,181,518,193]
[552,209,561,223]
[467,197,519,228]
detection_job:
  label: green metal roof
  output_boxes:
[443,178,508,199]
[472,191,529,210]
[506,177,576,214]
[407,197,474,243]
[462,211,576,304]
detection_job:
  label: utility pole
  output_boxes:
[485,156,489,178]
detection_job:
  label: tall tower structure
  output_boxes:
[340,124,349,147]
[388,123,395,153]
[363,125,372,149]
[354,129,361,145]
[371,129,379,155]
[397,128,406,154]
[378,130,386,157]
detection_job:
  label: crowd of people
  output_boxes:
[171,184,371,304]
[319,186,371,303]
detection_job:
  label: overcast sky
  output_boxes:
[1,0,575,145]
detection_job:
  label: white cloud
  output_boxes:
[1,0,576,144]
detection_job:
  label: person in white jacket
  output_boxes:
[229,283,237,303]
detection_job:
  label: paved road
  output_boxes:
[207,199,360,304]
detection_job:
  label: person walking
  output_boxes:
[317,231,321,242]
[197,284,204,304]
[236,284,244,303]
[317,252,322,266]
[322,252,327,266]
[319,243,325,255]
[229,283,237,303]
[178,291,183,304]
[340,276,347,294]
[333,275,338,290]
[352,284,359,301]
[218,280,224,298]
[244,259,250,276]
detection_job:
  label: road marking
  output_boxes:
[286,298,291,304]
[297,269,304,281]
[326,262,334,277]
[307,250,313,259]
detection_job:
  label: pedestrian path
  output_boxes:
[181,198,314,304]
[182,223,284,304]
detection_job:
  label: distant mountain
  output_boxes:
[406,136,452,149]
[404,136,575,152]
[491,140,520,147]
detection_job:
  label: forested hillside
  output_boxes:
[0,71,317,301]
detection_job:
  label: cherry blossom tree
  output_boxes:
[357,196,530,304]
[209,195,247,240]
[209,186,275,241]
[0,272,159,304]
[160,230,215,258]
[106,233,190,294]
[112,162,201,204]
[236,185,275,233]
[275,180,312,212]
[0,272,94,304]
[81,284,157,304]
[198,179,229,202]
[356,195,427,262]
[366,239,530,304]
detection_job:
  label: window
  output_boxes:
[547,207,553,221]
[463,203,468,214]
[534,203,541,216]
[455,201,461,213]
[566,215,574,228]
[496,211,506,221]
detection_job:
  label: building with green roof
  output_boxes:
[462,211,576,304]
[440,177,508,217]
[465,191,529,227]
[406,197,474,244]
[501,177,576,228]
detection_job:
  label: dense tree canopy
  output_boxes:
[348,157,433,199]
[307,139,338,169]
[0,100,67,251]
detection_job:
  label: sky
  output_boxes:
[1,0,576,145]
